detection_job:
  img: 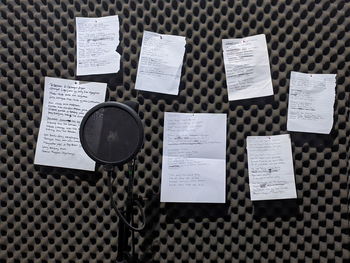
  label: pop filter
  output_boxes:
[80,102,144,166]
[79,101,145,263]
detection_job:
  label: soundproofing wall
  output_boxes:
[1,0,349,262]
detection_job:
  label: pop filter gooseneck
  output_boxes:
[79,101,145,262]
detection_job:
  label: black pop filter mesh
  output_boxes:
[80,102,144,165]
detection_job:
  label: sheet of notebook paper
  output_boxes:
[287,71,336,134]
[161,112,227,203]
[246,134,297,201]
[34,77,106,171]
[76,15,120,76]
[222,34,273,101]
[135,31,186,95]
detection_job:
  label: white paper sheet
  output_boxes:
[34,77,107,171]
[160,112,227,203]
[287,71,336,134]
[246,134,297,201]
[76,15,120,76]
[135,31,186,95]
[222,34,274,101]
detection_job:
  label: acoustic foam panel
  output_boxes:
[1,0,350,262]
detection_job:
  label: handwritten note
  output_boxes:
[135,31,186,95]
[34,77,106,171]
[161,113,227,203]
[287,71,336,134]
[76,15,120,76]
[222,34,273,101]
[246,134,297,201]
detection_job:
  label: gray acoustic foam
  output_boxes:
[0,0,350,262]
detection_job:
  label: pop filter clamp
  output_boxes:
[80,101,145,263]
